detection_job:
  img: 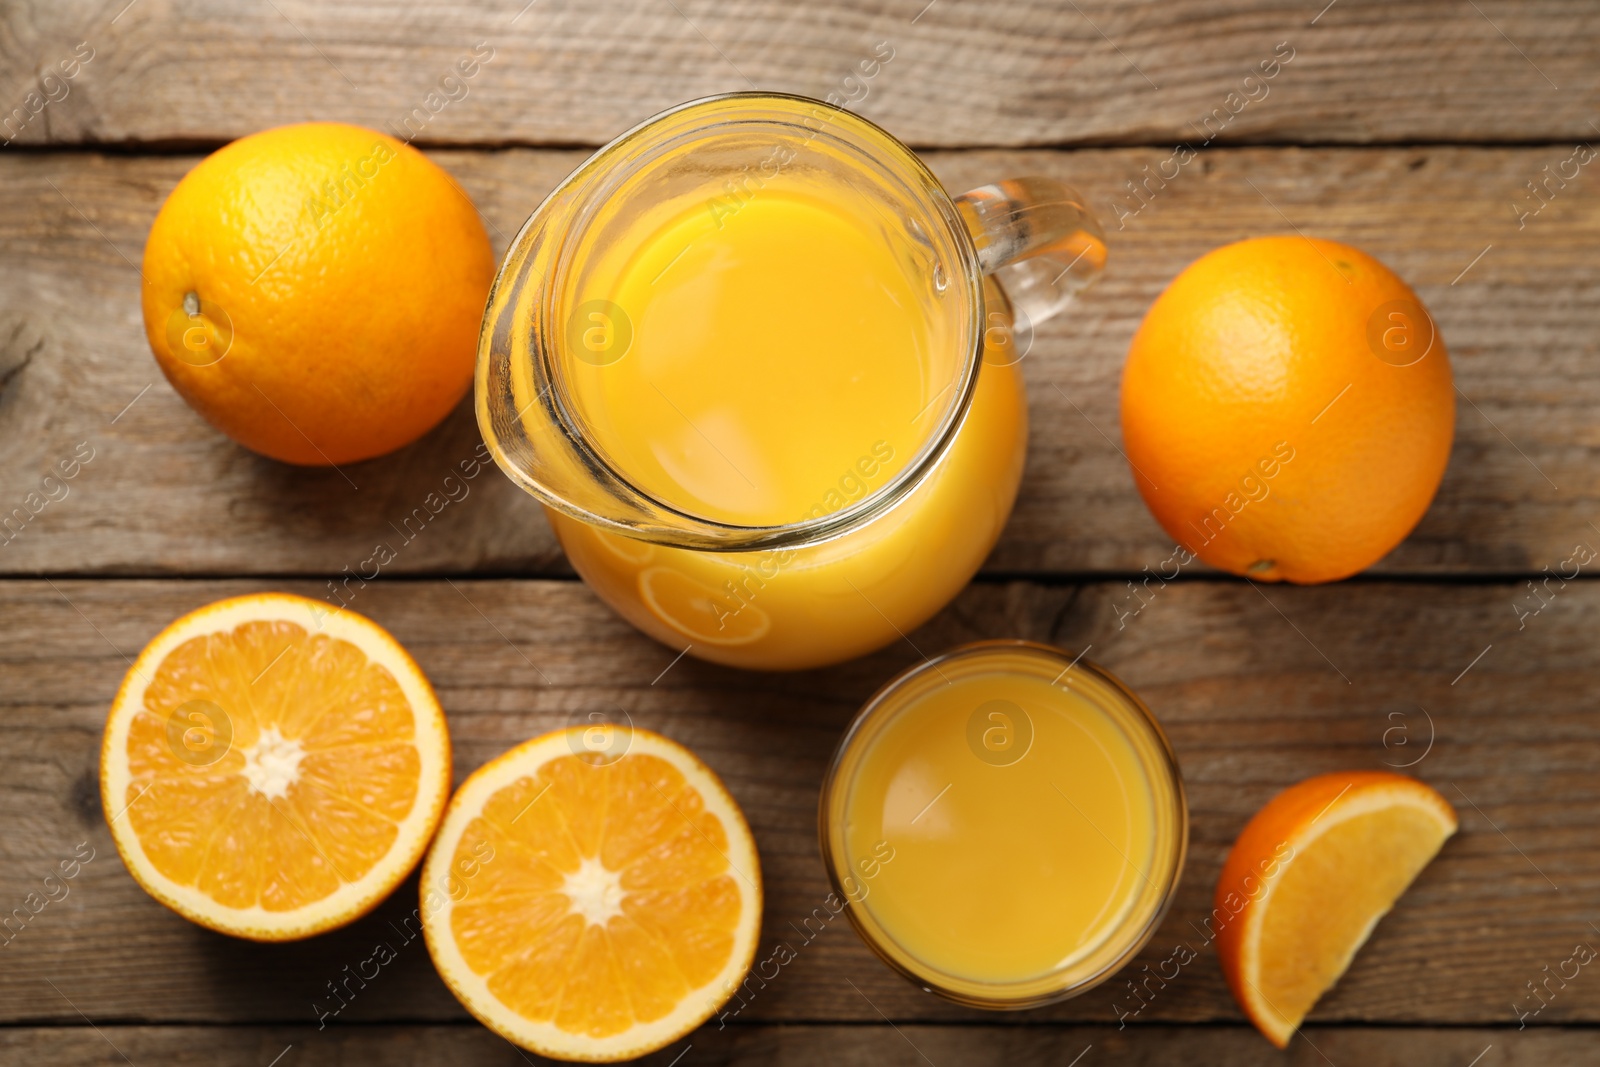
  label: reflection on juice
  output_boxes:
[848,672,1152,980]
[822,644,1186,1005]
[566,191,936,526]
[548,187,1026,670]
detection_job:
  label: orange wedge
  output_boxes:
[100,593,451,941]
[422,727,762,1063]
[1214,770,1457,1047]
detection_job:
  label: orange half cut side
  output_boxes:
[423,727,762,1062]
[100,593,451,940]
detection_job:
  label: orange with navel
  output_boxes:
[1120,236,1454,583]
[140,122,494,465]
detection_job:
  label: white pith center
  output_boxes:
[241,726,305,800]
[562,857,626,926]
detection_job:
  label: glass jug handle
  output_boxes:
[954,178,1108,332]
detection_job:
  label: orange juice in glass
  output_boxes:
[478,94,1105,670]
[820,641,1187,1006]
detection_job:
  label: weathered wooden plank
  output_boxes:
[3,578,1596,1026]
[2,1,1598,148]
[0,1024,1580,1066]
[1,146,1594,577]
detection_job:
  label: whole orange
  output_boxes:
[140,122,494,466]
[1120,236,1454,583]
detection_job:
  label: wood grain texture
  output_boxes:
[3,1,1595,1060]
[1,145,1595,577]
[3,577,1596,1027]
[0,1024,1583,1066]
[1,1,1597,148]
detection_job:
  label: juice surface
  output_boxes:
[548,332,1025,669]
[565,190,938,526]
[548,189,1028,671]
[839,670,1159,983]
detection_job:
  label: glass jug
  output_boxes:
[477,93,1105,670]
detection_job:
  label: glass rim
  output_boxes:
[486,91,989,552]
[817,639,1189,1010]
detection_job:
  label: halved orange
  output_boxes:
[422,727,762,1062]
[100,593,451,941]
[1214,770,1457,1047]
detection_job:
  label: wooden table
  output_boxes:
[3,1,1598,1063]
